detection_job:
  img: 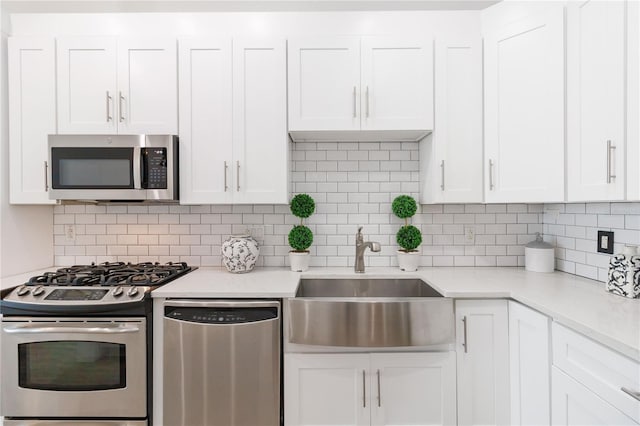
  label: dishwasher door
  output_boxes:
[163,300,281,426]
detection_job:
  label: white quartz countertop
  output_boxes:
[2,265,638,362]
[152,266,640,362]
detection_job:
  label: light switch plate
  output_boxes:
[597,230,614,254]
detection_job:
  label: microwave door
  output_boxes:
[48,146,145,201]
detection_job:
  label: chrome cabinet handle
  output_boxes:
[224,161,229,192]
[362,370,366,408]
[622,387,640,401]
[377,369,381,407]
[489,159,495,190]
[440,160,445,191]
[236,161,240,192]
[106,91,112,122]
[353,86,357,118]
[3,325,140,334]
[366,86,370,118]
[119,91,125,122]
[132,147,142,189]
[44,161,48,192]
[607,140,616,183]
[462,316,468,353]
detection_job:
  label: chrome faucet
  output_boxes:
[355,226,381,273]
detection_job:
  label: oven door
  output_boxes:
[1,318,146,419]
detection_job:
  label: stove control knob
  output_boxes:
[127,287,139,297]
[112,286,124,297]
[16,286,30,296]
[32,285,45,296]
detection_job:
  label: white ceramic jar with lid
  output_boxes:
[525,232,555,273]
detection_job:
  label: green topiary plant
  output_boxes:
[289,194,315,252]
[392,195,422,252]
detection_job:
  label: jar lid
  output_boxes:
[525,233,553,249]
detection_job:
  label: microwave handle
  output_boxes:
[133,147,142,189]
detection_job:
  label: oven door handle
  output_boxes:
[2,324,141,334]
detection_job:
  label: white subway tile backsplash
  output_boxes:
[54,142,543,268]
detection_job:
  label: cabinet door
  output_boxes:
[178,38,233,204]
[370,352,456,426]
[8,37,57,205]
[57,37,117,134]
[288,36,360,131]
[456,299,510,426]
[484,4,565,203]
[551,367,637,426]
[117,38,177,134]
[509,301,551,426]
[421,37,483,204]
[232,38,289,204]
[567,1,626,201]
[360,37,433,131]
[285,353,371,426]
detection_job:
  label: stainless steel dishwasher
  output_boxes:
[163,300,281,426]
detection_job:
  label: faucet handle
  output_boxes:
[357,226,363,234]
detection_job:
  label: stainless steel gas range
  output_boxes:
[0,262,194,426]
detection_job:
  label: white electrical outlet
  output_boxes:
[464,226,475,244]
[65,224,76,242]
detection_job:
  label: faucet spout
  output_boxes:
[355,227,381,273]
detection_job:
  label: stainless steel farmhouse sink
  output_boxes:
[287,278,454,348]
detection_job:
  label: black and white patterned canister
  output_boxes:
[221,235,260,273]
[607,246,640,298]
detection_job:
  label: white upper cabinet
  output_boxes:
[288,36,433,141]
[117,38,177,134]
[567,0,626,201]
[483,3,565,203]
[178,38,288,205]
[421,37,483,204]
[178,38,233,205]
[8,37,57,205]
[57,37,117,134]
[57,36,177,135]
[360,37,433,131]
[288,36,360,132]
[232,38,289,204]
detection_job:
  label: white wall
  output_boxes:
[0,10,53,278]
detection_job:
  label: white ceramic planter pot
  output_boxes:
[221,235,259,273]
[397,249,421,272]
[289,251,310,272]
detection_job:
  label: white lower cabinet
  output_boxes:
[551,367,637,426]
[508,301,551,426]
[455,299,510,426]
[284,352,456,426]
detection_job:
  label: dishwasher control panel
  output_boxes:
[164,306,278,324]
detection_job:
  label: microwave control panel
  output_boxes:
[142,148,168,189]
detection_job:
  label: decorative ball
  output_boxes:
[392,195,418,219]
[288,225,313,252]
[396,225,422,251]
[290,194,315,219]
[221,235,259,273]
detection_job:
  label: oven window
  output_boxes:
[18,341,126,391]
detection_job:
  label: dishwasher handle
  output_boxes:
[164,299,280,309]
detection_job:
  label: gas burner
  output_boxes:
[24,262,194,290]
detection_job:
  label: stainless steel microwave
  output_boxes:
[48,134,178,202]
